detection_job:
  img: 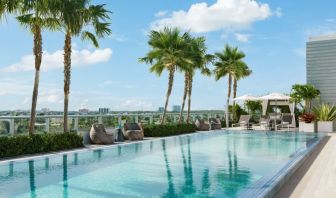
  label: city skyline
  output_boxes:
[0,0,335,111]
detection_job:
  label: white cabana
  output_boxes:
[259,93,296,127]
[233,94,259,101]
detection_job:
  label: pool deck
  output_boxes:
[275,133,336,198]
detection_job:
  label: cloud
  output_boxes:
[305,18,336,38]
[110,33,126,42]
[0,48,113,72]
[235,33,251,42]
[155,10,168,17]
[151,0,273,33]
[274,7,282,17]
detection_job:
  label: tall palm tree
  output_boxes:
[53,0,112,132]
[178,36,213,123]
[140,27,191,124]
[232,64,252,121]
[214,45,246,128]
[14,0,59,135]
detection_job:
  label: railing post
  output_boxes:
[135,115,139,123]
[98,116,102,124]
[118,115,122,126]
[45,118,50,133]
[9,119,15,135]
[149,116,153,124]
[74,117,79,132]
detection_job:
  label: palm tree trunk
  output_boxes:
[63,32,72,132]
[232,77,238,121]
[226,74,232,128]
[186,74,193,123]
[29,25,43,135]
[161,65,175,124]
[178,73,189,123]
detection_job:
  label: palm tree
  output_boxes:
[290,84,320,113]
[232,64,252,121]
[178,36,213,123]
[14,0,59,135]
[53,0,112,132]
[140,27,191,124]
[214,45,246,128]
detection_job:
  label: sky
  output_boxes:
[0,0,335,111]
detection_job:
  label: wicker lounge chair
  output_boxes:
[232,115,252,129]
[252,116,270,130]
[209,118,222,130]
[124,123,144,141]
[276,114,293,131]
[195,118,210,131]
[89,124,114,145]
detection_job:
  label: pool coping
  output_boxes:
[0,130,211,165]
[238,132,327,198]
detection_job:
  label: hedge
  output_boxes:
[143,123,197,137]
[0,133,83,159]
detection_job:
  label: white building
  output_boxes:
[307,34,336,104]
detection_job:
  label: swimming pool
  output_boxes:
[0,131,325,198]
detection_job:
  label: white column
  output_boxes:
[9,119,15,135]
[74,117,79,131]
[98,116,103,124]
[45,118,50,133]
[262,100,268,116]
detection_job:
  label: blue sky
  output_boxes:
[0,0,335,111]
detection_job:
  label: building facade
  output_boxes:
[98,108,110,114]
[172,105,181,112]
[307,35,336,104]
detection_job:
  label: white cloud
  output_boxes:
[110,33,126,42]
[151,0,273,33]
[155,10,168,17]
[274,7,282,17]
[235,33,251,42]
[0,48,113,72]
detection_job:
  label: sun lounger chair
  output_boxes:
[252,116,270,130]
[209,118,222,130]
[276,114,293,131]
[124,123,144,141]
[195,118,210,131]
[89,124,114,145]
[232,115,252,129]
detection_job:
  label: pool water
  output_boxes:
[0,131,323,198]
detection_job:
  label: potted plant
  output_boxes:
[299,113,317,132]
[313,103,336,132]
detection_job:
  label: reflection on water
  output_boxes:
[0,131,323,198]
[28,160,36,198]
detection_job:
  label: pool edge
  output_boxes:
[238,134,328,198]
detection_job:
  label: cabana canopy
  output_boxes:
[233,94,259,101]
[233,93,296,127]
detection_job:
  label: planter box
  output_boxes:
[318,121,335,133]
[299,122,317,132]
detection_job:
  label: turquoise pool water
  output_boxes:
[0,131,323,198]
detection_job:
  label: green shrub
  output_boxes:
[143,123,197,137]
[313,103,336,121]
[0,133,83,159]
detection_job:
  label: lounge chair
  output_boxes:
[89,124,114,144]
[232,115,252,129]
[276,114,293,131]
[252,116,270,130]
[195,118,210,131]
[209,118,222,130]
[124,123,144,141]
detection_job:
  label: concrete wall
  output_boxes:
[307,37,336,104]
